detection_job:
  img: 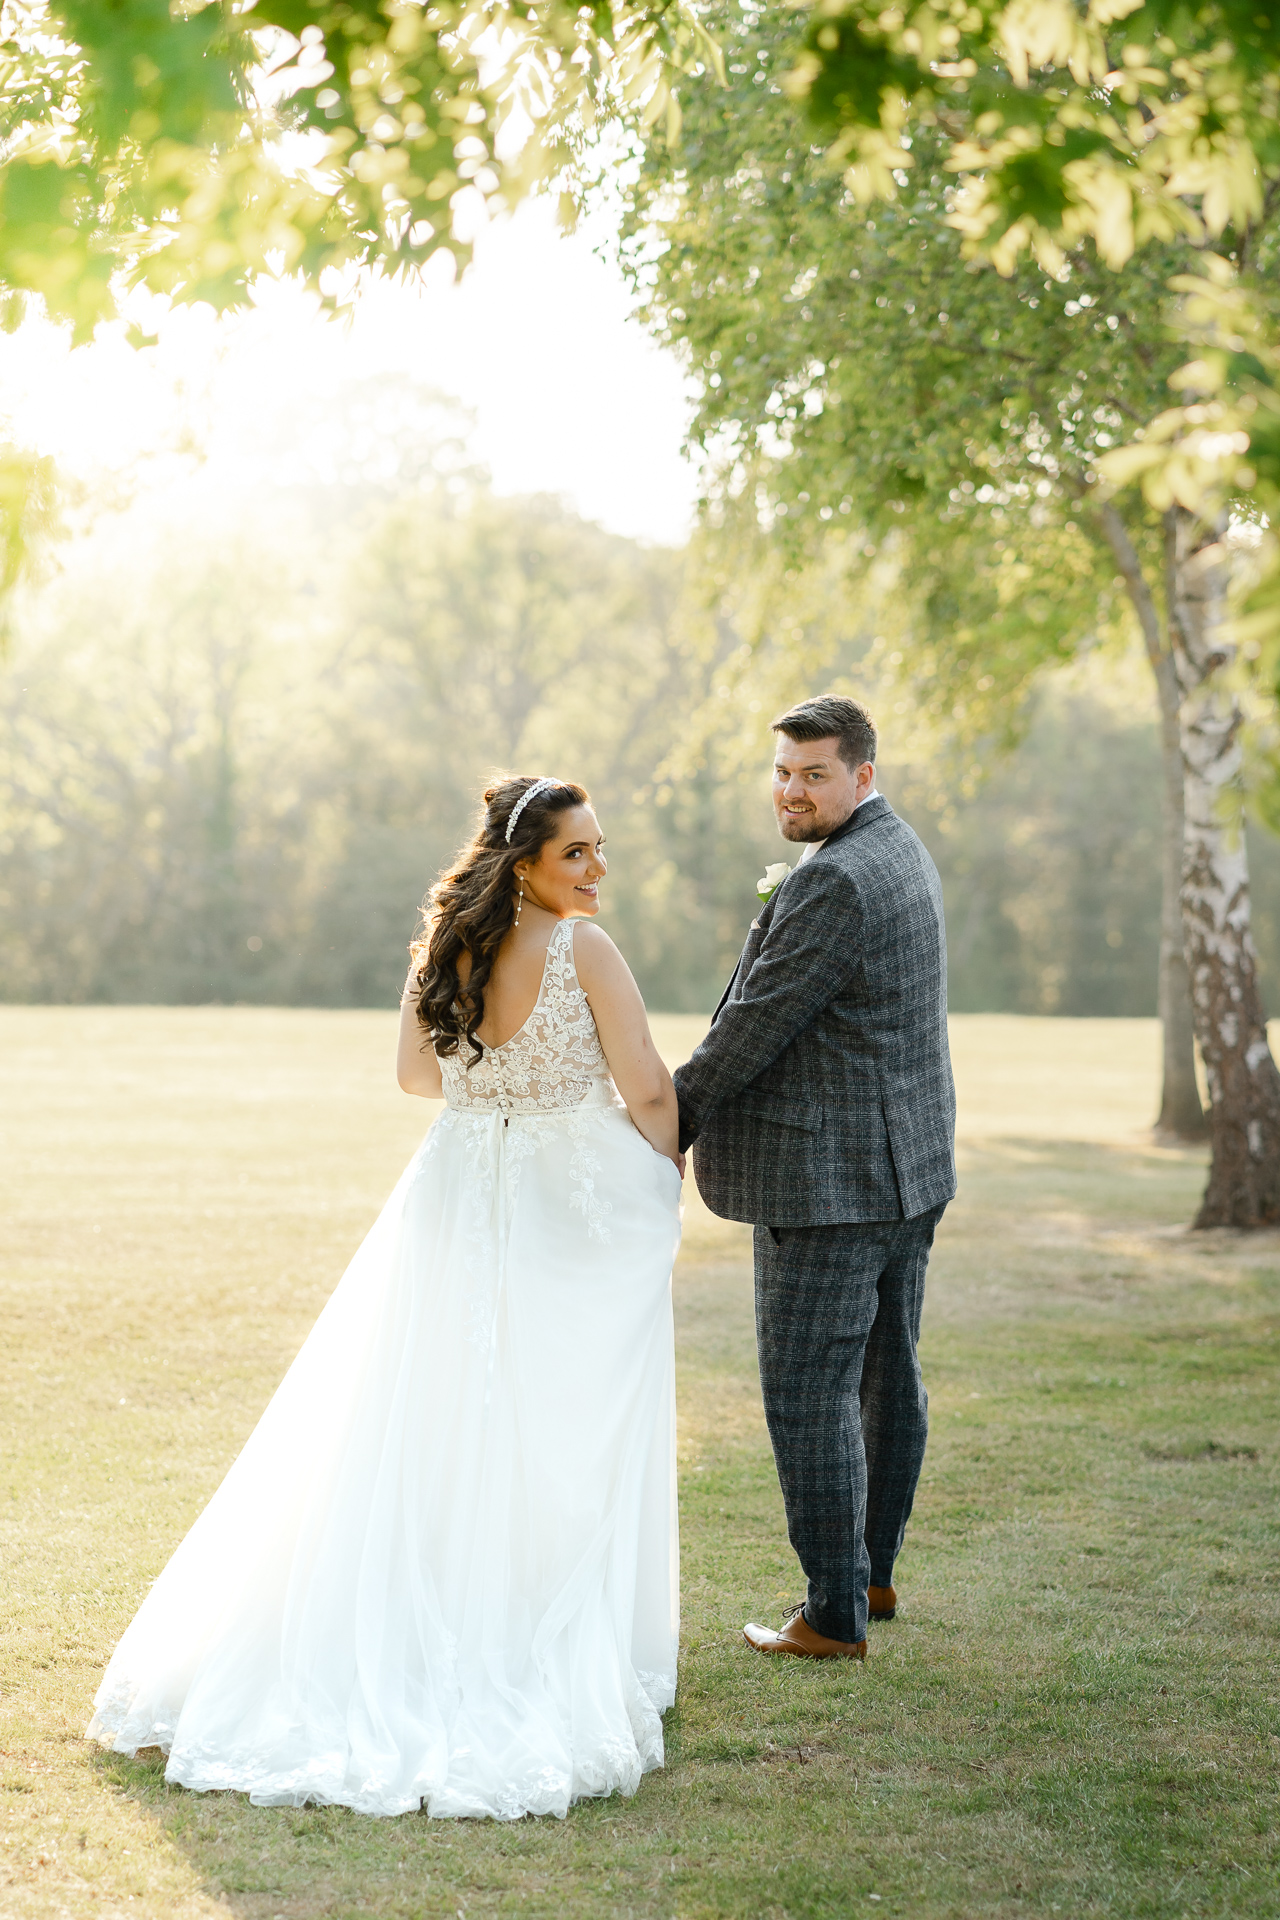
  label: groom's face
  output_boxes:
[772,734,873,842]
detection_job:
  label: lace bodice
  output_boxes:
[440,919,613,1115]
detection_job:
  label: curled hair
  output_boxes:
[410,775,589,1063]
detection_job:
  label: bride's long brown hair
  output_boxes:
[410,775,590,1063]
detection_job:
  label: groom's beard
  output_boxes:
[775,804,851,842]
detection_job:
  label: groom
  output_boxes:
[673,694,955,1660]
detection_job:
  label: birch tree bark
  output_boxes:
[1167,507,1280,1227]
[1095,503,1207,1140]
[1152,641,1209,1140]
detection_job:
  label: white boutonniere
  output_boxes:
[756,862,791,903]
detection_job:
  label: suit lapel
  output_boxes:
[712,881,785,1021]
[711,969,738,1022]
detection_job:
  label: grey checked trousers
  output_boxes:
[754,1206,946,1645]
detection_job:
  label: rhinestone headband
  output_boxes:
[505,777,559,844]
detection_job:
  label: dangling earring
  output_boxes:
[514,876,524,927]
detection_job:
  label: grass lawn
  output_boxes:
[2,1007,1278,1918]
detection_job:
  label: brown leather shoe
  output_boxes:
[868,1583,897,1621]
[743,1604,867,1661]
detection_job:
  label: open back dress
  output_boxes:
[88,917,682,1819]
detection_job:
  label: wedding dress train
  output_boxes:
[87,919,682,1819]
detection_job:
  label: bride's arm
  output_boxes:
[396,972,444,1098]
[573,923,679,1165]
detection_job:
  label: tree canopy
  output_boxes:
[625,5,1181,737]
[0,0,715,611]
[0,1,716,338]
[793,0,1278,276]
[787,0,1280,643]
[630,2,1280,1190]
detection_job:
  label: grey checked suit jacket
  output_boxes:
[673,794,956,1227]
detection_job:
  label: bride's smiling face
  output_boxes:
[515,805,607,919]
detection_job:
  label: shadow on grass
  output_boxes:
[74,1150,1280,1920]
[954,1133,1212,1231]
[86,1738,684,1920]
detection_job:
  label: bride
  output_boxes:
[88,775,684,1820]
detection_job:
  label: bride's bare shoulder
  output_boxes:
[571,920,633,989]
[570,920,616,951]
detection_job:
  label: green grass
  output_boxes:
[2,1008,1279,1917]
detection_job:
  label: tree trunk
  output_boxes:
[1094,500,1206,1139]
[1152,644,1209,1139]
[1167,507,1280,1227]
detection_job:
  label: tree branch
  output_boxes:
[1101,391,1150,426]
[1093,497,1167,672]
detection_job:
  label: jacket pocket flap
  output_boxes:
[732,1089,824,1131]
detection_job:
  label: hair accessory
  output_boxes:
[505,778,558,844]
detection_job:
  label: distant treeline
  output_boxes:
[903,693,1280,1018]
[4,473,1280,1018]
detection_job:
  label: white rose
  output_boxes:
[756,862,792,902]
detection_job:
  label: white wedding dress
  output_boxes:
[87,919,682,1819]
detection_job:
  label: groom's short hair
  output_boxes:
[771,694,877,771]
